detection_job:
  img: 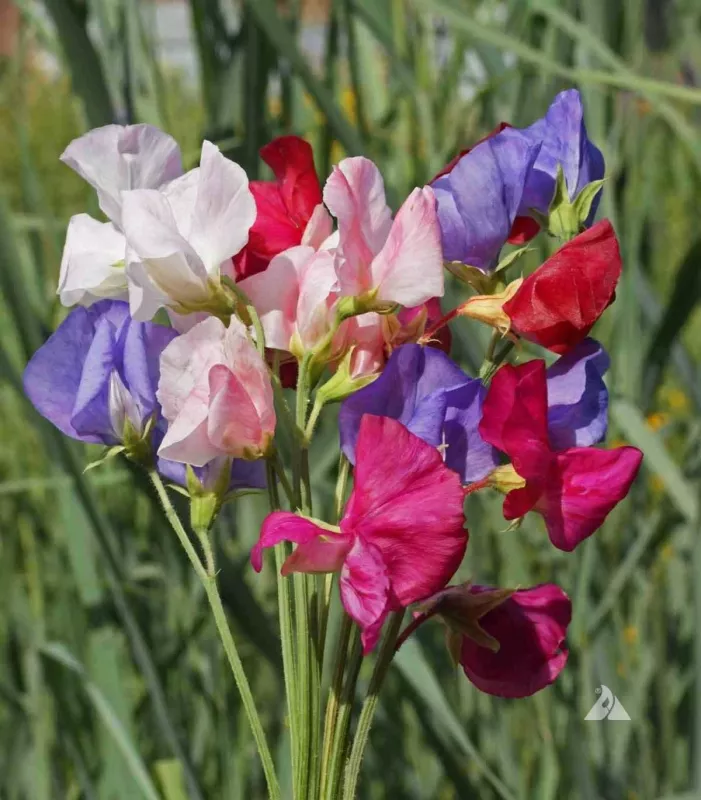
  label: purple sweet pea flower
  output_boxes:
[432,131,541,272]
[339,344,499,483]
[23,300,176,445]
[546,337,609,451]
[157,454,266,493]
[513,89,605,222]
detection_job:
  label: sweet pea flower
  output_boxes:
[479,360,642,551]
[339,344,498,482]
[239,245,338,355]
[323,157,444,308]
[431,90,604,257]
[234,136,333,279]
[157,316,275,466]
[502,220,622,354]
[122,141,256,322]
[431,130,541,272]
[398,582,571,698]
[512,88,605,225]
[252,415,467,652]
[23,300,176,448]
[58,124,183,307]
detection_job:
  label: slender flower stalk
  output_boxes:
[147,469,280,800]
[343,612,405,799]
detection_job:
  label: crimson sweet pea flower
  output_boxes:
[502,219,621,355]
[398,582,572,698]
[234,136,332,279]
[479,360,642,551]
[252,415,467,652]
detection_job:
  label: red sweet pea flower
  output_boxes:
[234,136,331,279]
[502,220,622,355]
[396,582,571,698]
[479,361,642,551]
[431,122,537,244]
[251,415,467,652]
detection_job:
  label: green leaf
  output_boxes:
[40,642,162,800]
[394,639,517,800]
[610,399,697,522]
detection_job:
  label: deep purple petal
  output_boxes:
[516,89,605,219]
[546,338,609,450]
[443,381,499,482]
[70,317,121,442]
[23,304,123,443]
[434,132,541,271]
[339,344,468,463]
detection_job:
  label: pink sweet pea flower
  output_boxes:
[323,157,444,308]
[398,582,571,698]
[234,136,333,280]
[239,245,338,354]
[157,316,275,465]
[479,361,642,551]
[251,415,467,652]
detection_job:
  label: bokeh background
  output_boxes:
[1,1,701,798]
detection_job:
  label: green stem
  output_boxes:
[342,613,404,799]
[319,613,354,798]
[343,611,404,800]
[148,470,280,799]
[479,339,515,384]
[266,460,299,785]
[324,627,363,800]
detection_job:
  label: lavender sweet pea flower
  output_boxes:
[546,338,610,450]
[432,131,541,272]
[23,300,176,446]
[510,89,605,222]
[339,344,499,483]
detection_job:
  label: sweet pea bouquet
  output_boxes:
[24,89,642,799]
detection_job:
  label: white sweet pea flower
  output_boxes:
[58,124,183,308]
[121,141,256,322]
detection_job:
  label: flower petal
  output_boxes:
[339,537,392,654]
[58,215,127,307]
[343,415,467,607]
[339,344,469,463]
[540,445,643,551]
[251,511,349,573]
[443,381,499,482]
[546,338,610,450]
[371,186,444,307]
[188,141,256,273]
[323,156,393,295]
[503,220,622,355]
[61,124,182,227]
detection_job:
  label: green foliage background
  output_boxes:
[1,0,701,798]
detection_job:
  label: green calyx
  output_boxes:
[538,164,605,242]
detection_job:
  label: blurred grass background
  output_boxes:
[1,0,701,798]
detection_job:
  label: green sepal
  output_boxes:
[541,164,605,242]
[316,348,378,405]
[83,445,126,473]
[444,262,495,294]
[186,461,233,532]
[493,244,532,276]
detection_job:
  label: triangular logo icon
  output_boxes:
[584,685,631,721]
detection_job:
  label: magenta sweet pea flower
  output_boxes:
[479,360,642,551]
[252,415,467,652]
[23,300,176,446]
[399,582,572,698]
